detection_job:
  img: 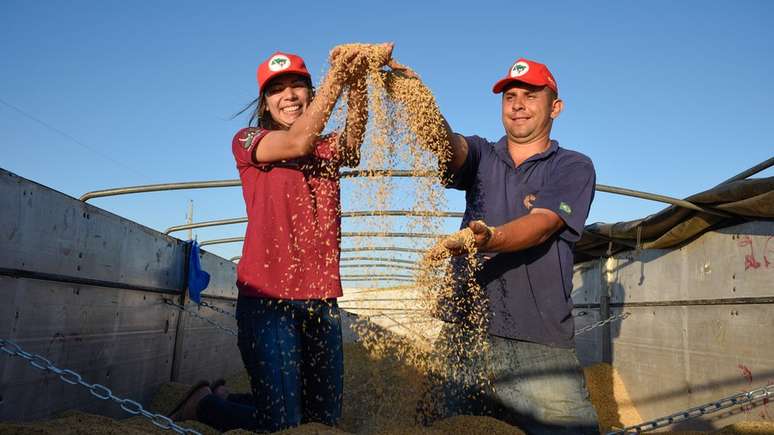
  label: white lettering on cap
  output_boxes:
[510,61,529,78]
[268,54,291,72]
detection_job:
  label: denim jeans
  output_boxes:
[196,296,344,433]
[487,336,599,435]
[428,325,599,435]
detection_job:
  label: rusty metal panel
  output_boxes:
[572,260,605,365]
[172,297,242,384]
[0,276,177,421]
[611,304,774,428]
[572,260,602,305]
[574,308,604,365]
[0,168,243,422]
[609,221,773,304]
[0,169,185,292]
[572,221,774,430]
[198,252,238,299]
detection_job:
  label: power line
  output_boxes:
[0,97,148,178]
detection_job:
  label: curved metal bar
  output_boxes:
[80,170,436,202]
[341,246,426,254]
[338,306,425,312]
[340,169,437,178]
[79,172,746,220]
[595,184,733,217]
[199,236,244,247]
[342,232,443,238]
[165,210,463,235]
[340,263,419,271]
[202,234,438,247]
[343,285,418,294]
[718,156,774,185]
[166,217,248,235]
[342,210,463,218]
[342,274,415,279]
[340,257,418,265]
[80,180,241,202]
[338,297,423,303]
[78,159,761,220]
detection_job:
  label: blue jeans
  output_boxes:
[196,296,344,433]
[428,325,598,435]
[486,336,599,435]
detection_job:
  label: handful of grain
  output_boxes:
[424,228,476,262]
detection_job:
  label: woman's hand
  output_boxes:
[328,43,399,82]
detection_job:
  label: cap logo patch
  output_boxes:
[268,54,291,72]
[559,202,572,215]
[510,61,530,78]
[523,194,536,210]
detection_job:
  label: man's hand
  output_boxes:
[469,220,495,249]
[443,220,495,256]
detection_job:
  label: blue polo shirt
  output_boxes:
[446,135,596,348]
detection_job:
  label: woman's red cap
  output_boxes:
[257,52,311,90]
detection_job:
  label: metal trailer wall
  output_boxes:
[0,168,242,422]
[572,220,774,431]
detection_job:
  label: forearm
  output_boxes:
[341,76,368,164]
[440,118,467,174]
[485,212,563,253]
[285,73,346,155]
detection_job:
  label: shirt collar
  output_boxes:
[494,136,560,169]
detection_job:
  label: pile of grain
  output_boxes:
[5,341,774,434]
[583,363,643,432]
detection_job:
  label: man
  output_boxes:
[438,58,599,434]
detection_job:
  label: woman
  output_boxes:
[170,44,391,432]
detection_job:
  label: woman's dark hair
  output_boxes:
[233,76,314,129]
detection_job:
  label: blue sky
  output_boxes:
[2,0,773,266]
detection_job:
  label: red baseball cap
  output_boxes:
[492,58,558,95]
[256,51,312,90]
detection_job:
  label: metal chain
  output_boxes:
[574,312,630,336]
[608,383,774,434]
[164,299,238,337]
[199,300,237,319]
[0,338,201,435]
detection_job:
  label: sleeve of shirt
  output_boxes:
[231,127,270,169]
[444,134,485,191]
[531,155,596,243]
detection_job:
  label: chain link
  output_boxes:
[164,299,238,337]
[0,337,201,435]
[574,312,630,336]
[608,383,774,434]
[199,300,237,319]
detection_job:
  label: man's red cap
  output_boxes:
[492,58,558,95]
[256,51,312,90]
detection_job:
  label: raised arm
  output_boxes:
[338,73,368,167]
[442,119,469,173]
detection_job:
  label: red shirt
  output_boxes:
[232,127,343,300]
